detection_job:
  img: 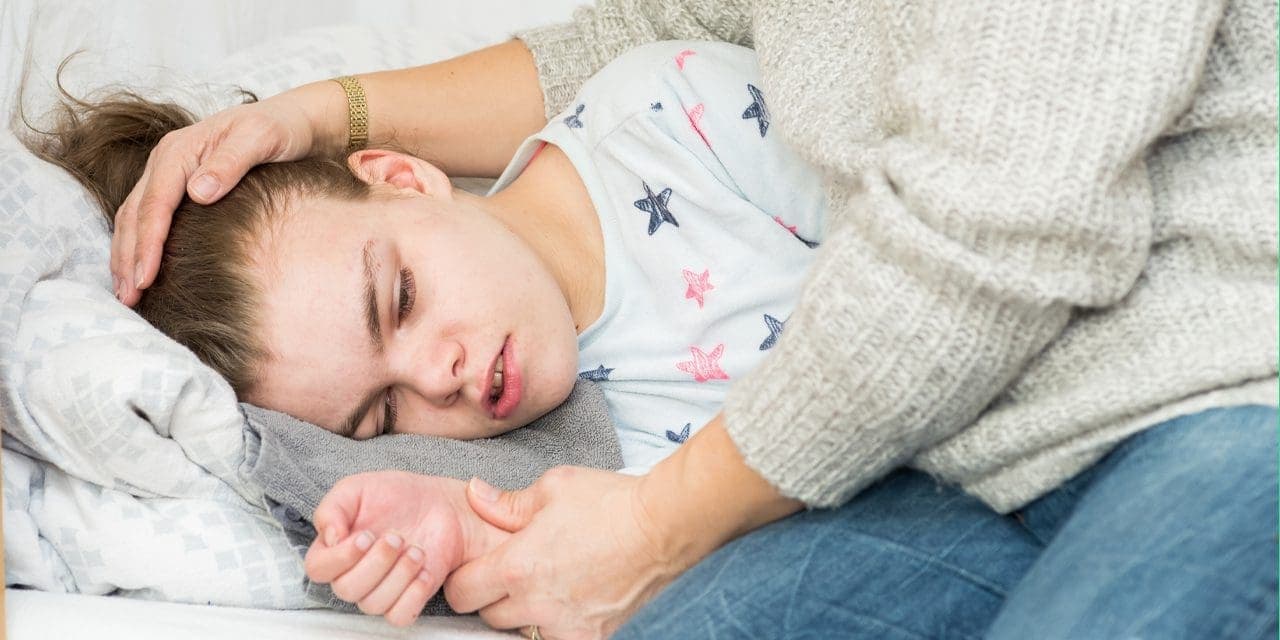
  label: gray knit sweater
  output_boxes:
[517,0,1279,512]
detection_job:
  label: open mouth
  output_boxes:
[488,353,505,403]
[485,336,521,420]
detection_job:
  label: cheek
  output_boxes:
[542,326,581,400]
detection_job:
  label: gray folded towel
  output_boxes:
[239,379,622,614]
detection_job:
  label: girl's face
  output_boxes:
[244,170,580,441]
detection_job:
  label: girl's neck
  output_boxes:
[470,143,605,334]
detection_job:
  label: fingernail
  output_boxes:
[406,546,423,563]
[416,569,431,583]
[112,276,121,299]
[134,262,145,289]
[355,531,374,551]
[470,477,500,502]
[323,527,337,547]
[385,533,403,550]
[192,174,218,201]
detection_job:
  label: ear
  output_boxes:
[346,149,453,198]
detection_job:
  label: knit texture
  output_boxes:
[517,0,1279,512]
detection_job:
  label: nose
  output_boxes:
[400,338,465,406]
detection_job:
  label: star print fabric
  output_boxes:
[488,41,828,473]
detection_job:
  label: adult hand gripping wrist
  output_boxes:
[444,468,690,640]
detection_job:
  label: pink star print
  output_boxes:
[675,49,697,70]
[686,103,711,148]
[682,268,715,308]
[676,344,729,382]
[774,216,798,234]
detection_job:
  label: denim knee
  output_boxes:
[989,404,1278,640]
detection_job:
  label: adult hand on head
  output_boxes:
[445,416,804,640]
[111,91,319,306]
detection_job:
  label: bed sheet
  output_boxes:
[5,588,514,640]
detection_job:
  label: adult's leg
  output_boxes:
[987,405,1279,639]
[615,469,1041,639]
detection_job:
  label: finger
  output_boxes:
[113,148,162,305]
[131,147,191,293]
[312,479,363,548]
[383,549,447,627]
[114,187,144,302]
[465,477,545,533]
[356,544,427,616]
[304,529,374,584]
[109,196,132,300]
[311,507,351,550]
[443,551,514,615]
[111,157,147,281]
[328,532,406,604]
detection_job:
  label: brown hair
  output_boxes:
[19,74,372,393]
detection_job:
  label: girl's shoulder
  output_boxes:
[556,40,760,138]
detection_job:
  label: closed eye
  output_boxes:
[398,267,416,321]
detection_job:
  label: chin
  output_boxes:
[521,367,577,428]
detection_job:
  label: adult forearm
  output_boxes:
[638,413,803,570]
[286,39,546,177]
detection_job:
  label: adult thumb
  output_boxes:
[466,477,542,533]
[187,172,224,203]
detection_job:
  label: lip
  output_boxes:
[483,336,522,420]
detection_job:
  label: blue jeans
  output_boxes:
[614,405,1278,639]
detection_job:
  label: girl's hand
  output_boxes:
[111,90,322,306]
[306,527,438,627]
[304,471,509,627]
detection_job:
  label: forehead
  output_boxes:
[246,201,379,429]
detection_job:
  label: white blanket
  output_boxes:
[2,0,584,608]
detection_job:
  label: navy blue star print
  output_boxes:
[578,365,614,382]
[797,235,820,249]
[759,314,787,350]
[666,423,692,444]
[563,104,585,129]
[650,102,663,111]
[742,84,770,137]
[633,181,680,236]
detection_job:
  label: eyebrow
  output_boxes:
[362,240,384,353]
[339,240,386,438]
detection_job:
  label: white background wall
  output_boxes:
[2,0,587,122]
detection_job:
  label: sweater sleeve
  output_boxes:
[722,1,1227,508]
[515,0,755,118]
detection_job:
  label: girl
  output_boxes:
[28,40,831,626]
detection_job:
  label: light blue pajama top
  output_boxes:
[490,41,828,472]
